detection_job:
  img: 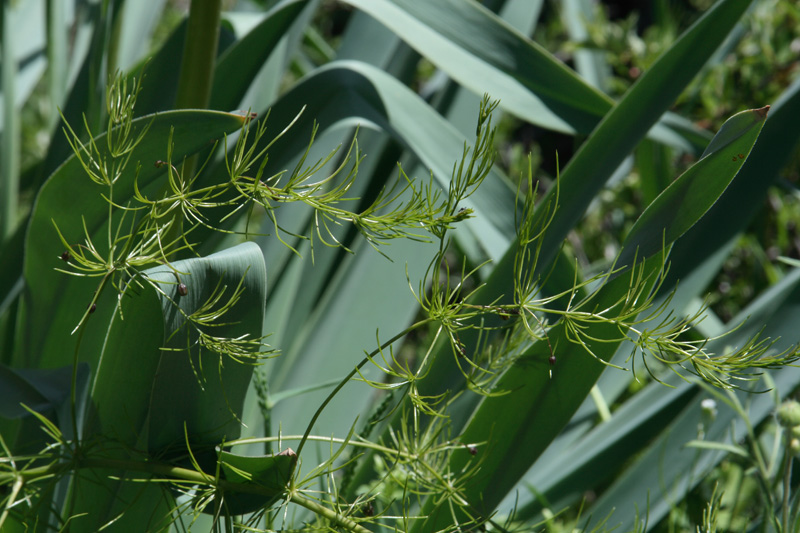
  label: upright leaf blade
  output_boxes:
[618,106,769,267]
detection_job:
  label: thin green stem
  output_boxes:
[289,491,373,533]
[783,428,793,532]
[228,434,462,463]
[294,318,434,459]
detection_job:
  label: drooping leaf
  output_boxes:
[343,0,710,151]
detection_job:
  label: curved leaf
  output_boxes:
[71,242,267,533]
[663,76,800,295]
[230,60,518,261]
[210,0,311,111]
[17,110,248,371]
[410,0,757,434]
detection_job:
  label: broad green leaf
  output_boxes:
[16,110,248,371]
[70,242,267,532]
[510,370,695,520]
[145,243,268,452]
[210,447,297,514]
[664,76,800,297]
[417,98,767,523]
[270,237,436,442]
[412,0,760,522]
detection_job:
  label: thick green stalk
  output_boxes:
[175,0,221,111]
[1,0,20,240]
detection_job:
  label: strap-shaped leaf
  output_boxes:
[343,0,710,151]
[617,106,769,268]
[408,0,757,435]
[411,0,762,522]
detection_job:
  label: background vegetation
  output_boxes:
[2,0,800,531]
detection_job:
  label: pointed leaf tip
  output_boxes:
[755,105,770,118]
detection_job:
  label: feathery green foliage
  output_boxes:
[2,1,800,532]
